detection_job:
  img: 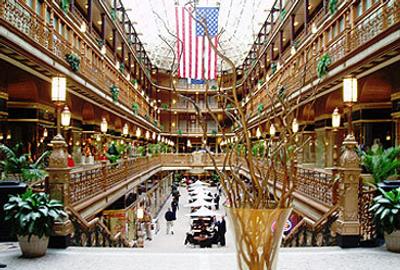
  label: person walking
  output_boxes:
[171,198,179,219]
[217,216,226,246]
[214,193,220,210]
[165,208,175,235]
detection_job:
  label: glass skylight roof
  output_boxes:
[124,0,274,72]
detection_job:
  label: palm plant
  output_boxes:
[0,144,49,182]
[362,146,400,184]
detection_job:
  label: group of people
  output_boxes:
[163,177,227,248]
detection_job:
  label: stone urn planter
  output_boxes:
[384,230,400,253]
[17,235,49,258]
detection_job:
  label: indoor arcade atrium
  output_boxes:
[0,0,400,269]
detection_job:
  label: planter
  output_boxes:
[384,230,400,253]
[17,235,49,258]
[226,207,292,270]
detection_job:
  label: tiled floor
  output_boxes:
[1,187,400,270]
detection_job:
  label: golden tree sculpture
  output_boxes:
[156,4,323,269]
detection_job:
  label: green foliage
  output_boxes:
[110,8,117,21]
[211,172,220,184]
[317,53,331,78]
[257,103,264,114]
[280,8,287,20]
[160,143,170,153]
[329,0,338,15]
[106,143,120,163]
[370,188,400,234]
[226,103,233,109]
[271,63,277,74]
[258,80,264,86]
[160,124,165,131]
[4,190,67,240]
[131,79,138,86]
[161,103,169,110]
[153,120,159,127]
[278,85,286,99]
[132,103,139,114]
[147,144,161,156]
[210,85,218,90]
[96,38,105,48]
[361,146,400,184]
[110,84,119,102]
[177,129,183,136]
[211,129,217,136]
[65,53,80,72]
[119,63,125,73]
[236,144,246,155]
[144,114,150,121]
[0,144,49,182]
[251,141,265,157]
[174,172,182,183]
[136,146,146,157]
[60,0,69,13]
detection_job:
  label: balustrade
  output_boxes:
[247,1,400,118]
[0,0,156,125]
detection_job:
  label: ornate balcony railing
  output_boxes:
[0,0,157,128]
[246,1,400,119]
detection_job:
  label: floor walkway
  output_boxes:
[1,186,400,269]
[144,186,234,251]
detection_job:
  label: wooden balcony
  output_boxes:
[0,0,158,130]
[245,1,400,119]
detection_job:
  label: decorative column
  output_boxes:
[336,134,361,247]
[47,135,73,248]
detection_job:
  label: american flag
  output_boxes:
[175,6,219,80]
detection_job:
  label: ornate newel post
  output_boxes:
[336,134,361,247]
[47,134,73,248]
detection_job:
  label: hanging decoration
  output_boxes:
[317,53,332,78]
[329,0,338,15]
[132,103,139,114]
[60,0,69,13]
[110,84,119,102]
[65,53,80,72]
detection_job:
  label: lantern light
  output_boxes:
[145,130,150,140]
[100,118,108,133]
[157,134,161,142]
[122,123,129,136]
[187,139,192,147]
[343,77,358,103]
[61,105,71,127]
[51,77,67,103]
[136,127,142,138]
[256,127,262,139]
[332,108,341,129]
[136,208,144,219]
[152,132,156,140]
[100,45,106,55]
[292,118,299,133]
[43,128,48,138]
[269,124,276,137]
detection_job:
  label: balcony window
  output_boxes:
[46,9,50,24]
[339,17,345,32]
[356,2,363,17]
[26,0,33,9]
[35,0,41,15]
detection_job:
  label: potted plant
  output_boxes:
[370,187,400,252]
[0,144,49,182]
[110,84,119,102]
[361,146,400,185]
[3,190,67,257]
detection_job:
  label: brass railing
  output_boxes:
[359,184,377,243]
[67,206,132,248]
